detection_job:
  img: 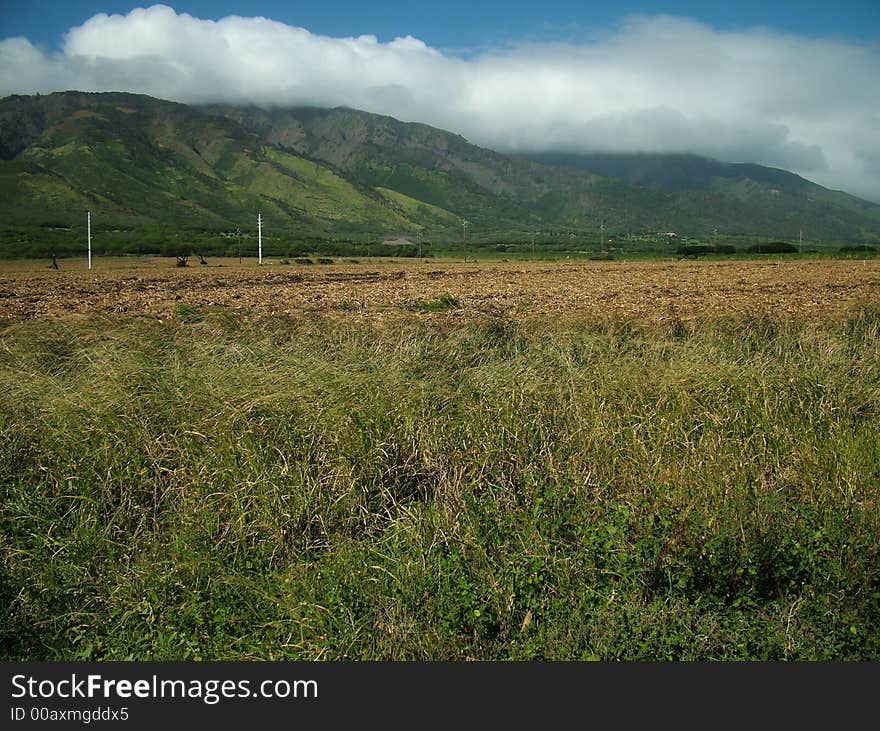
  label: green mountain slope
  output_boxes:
[0,92,422,256]
[210,105,880,243]
[526,152,880,242]
[210,105,714,233]
[209,105,548,229]
[1,91,878,258]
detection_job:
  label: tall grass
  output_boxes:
[1,306,879,659]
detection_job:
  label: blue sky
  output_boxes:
[1,2,879,200]
[3,1,878,51]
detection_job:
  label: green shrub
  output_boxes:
[747,242,798,254]
[409,293,461,311]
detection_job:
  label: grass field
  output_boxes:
[1,257,879,659]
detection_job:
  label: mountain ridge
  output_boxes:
[206,102,880,240]
[1,91,878,257]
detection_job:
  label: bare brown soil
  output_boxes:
[2,257,879,324]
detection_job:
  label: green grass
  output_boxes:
[407,294,461,312]
[1,307,879,660]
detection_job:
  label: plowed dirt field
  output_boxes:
[2,257,879,324]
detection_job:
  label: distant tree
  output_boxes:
[747,242,797,254]
[677,244,713,257]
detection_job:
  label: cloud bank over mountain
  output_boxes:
[2,4,878,201]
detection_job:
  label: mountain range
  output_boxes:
[1,91,878,257]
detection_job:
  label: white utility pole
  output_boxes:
[87,211,92,270]
[462,219,469,262]
[257,213,263,265]
[799,229,803,253]
[600,223,605,254]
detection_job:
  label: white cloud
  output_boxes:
[1,5,879,201]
